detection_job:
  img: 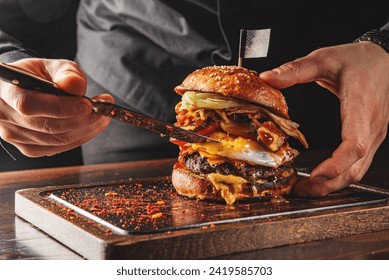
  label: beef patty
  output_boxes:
[183,152,296,192]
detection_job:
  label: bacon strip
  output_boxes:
[261,109,309,149]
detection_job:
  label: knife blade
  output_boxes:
[0,62,216,144]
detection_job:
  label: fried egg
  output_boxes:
[190,132,297,168]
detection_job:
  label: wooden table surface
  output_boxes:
[1,149,388,260]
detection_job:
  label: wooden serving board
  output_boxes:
[15,174,389,259]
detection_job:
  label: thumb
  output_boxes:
[46,60,87,96]
[259,55,321,89]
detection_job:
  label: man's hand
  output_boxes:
[0,58,114,157]
[260,42,389,196]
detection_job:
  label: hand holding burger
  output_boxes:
[260,42,389,197]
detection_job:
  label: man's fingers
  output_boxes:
[91,93,115,103]
[259,56,319,88]
[1,59,92,117]
[0,115,108,146]
[293,151,375,197]
[0,83,92,117]
[310,73,378,180]
[259,43,389,197]
[0,92,115,157]
[293,137,380,197]
[293,106,385,197]
[294,123,375,197]
[259,49,339,91]
[3,116,112,157]
[0,93,115,147]
[310,137,368,181]
[0,98,102,133]
[44,59,87,96]
[0,58,116,158]
[8,58,87,97]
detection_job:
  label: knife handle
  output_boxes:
[0,62,71,96]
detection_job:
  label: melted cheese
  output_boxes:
[207,173,247,205]
[197,150,226,166]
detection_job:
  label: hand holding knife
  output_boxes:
[0,62,216,144]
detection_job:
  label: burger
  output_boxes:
[170,65,308,205]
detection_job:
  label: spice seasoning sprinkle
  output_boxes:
[152,212,163,219]
[50,178,295,234]
[104,192,118,197]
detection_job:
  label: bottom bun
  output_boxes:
[171,168,297,204]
